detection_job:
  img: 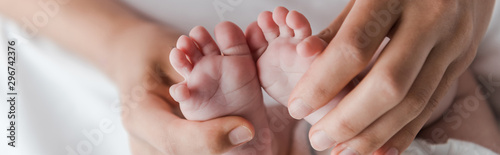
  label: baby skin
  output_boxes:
[169,22,272,154]
[247,6,351,124]
[247,6,500,154]
[168,7,365,154]
[170,6,500,155]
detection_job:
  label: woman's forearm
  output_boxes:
[0,0,181,83]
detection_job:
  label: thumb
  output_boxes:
[123,94,254,155]
[146,115,255,155]
[192,116,255,154]
[157,115,254,155]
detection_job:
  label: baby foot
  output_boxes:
[169,22,272,154]
[247,7,350,124]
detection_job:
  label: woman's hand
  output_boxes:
[289,0,496,154]
[0,0,256,153]
[112,25,256,155]
[124,93,254,155]
[1,0,256,154]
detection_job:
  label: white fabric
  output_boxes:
[0,1,499,155]
[404,139,498,155]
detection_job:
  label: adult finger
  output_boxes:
[375,45,476,155]
[330,44,457,155]
[288,0,402,119]
[373,74,454,155]
[296,0,354,58]
[316,0,354,42]
[308,15,437,151]
[122,94,254,155]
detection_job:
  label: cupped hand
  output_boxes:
[110,25,255,155]
[124,93,254,155]
[289,0,496,154]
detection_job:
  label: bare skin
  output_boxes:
[247,6,456,129]
[176,7,499,155]
[0,0,255,154]
[288,1,496,154]
[418,70,500,154]
[249,7,349,125]
[169,22,272,154]
[246,7,500,154]
[1,1,497,154]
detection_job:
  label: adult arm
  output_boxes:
[0,0,254,154]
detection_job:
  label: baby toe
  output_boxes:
[169,83,190,102]
[297,36,327,57]
[214,21,251,56]
[273,6,294,37]
[177,35,203,64]
[170,48,193,78]
[286,10,312,39]
[245,21,268,60]
[258,11,279,42]
[189,26,220,56]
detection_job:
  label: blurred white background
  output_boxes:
[0,17,130,155]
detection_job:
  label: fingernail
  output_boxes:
[339,147,359,155]
[289,99,313,119]
[228,126,253,145]
[310,130,336,151]
[385,147,399,155]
